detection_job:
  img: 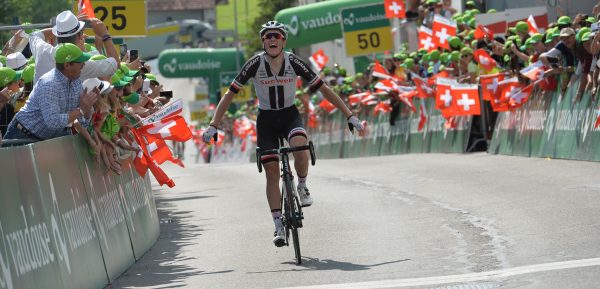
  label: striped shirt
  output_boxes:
[15,69,91,140]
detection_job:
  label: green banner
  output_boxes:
[274,0,383,48]
[490,78,600,161]
[31,137,109,289]
[115,159,159,260]
[72,138,136,282]
[341,3,389,33]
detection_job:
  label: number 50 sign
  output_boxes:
[341,3,392,57]
[74,0,147,37]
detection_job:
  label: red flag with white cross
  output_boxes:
[450,83,480,116]
[508,83,533,109]
[432,15,457,50]
[309,49,329,71]
[473,49,497,71]
[474,24,494,40]
[493,77,520,112]
[139,115,193,142]
[418,26,436,52]
[385,0,406,19]
[418,102,428,132]
[412,73,434,98]
[78,0,96,18]
[435,78,455,114]
[372,59,394,80]
[319,98,338,114]
[520,60,546,81]
[373,100,393,116]
[479,73,505,101]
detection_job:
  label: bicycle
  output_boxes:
[256,138,316,265]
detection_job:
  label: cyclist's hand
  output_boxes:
[347,115,365,136]
[202,125,218,144]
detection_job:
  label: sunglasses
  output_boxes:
[262,32,284,40]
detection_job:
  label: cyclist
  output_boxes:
[203,21,365,247]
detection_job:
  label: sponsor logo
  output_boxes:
[163,57,222,75]
[343,11,387,27]
[285,12,343,36]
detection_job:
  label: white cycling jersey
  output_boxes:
[230,51,323,110]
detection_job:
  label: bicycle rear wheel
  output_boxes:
[283,175,302,264]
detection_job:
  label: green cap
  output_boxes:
[21,65,35,84]
[469,8,480,15]
[0,55,6,66]
[530,33,543,42]
[577,27,591,42]
[119,63,138,77]
[90,54,107,61]
[557,16,572,26]
[429,50,440,61]
[471,39,478,48]
[508,27,517,34]
[111,74,129,88]
[466,0,476,7]
[516,21,529,33]
[460,47,473,56]
[343,76,354,84]
[409,52,418,58]
[123,92,140,104]
[581,32,593,42]
[423,54,430,63]
[440,52,449,62]
[145,73,159,84]
[54,43,91,64]
[0,67,22,87]
[418,48,428,56]
[449,36,462,49]
[487,9,497,13]
[402,58,415,69]
[545,28,560,43]
[322,67,330,75]
[586,16,596,23]
[450,50,460,62]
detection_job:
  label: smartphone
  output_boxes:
[119,44,128,59]
[129,49,138,61]
[592,23,599,32]
[160,90,173,99]
[83,20,92,29]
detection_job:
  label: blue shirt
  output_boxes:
[15,69,91,140]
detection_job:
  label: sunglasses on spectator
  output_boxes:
[263,33,285,40]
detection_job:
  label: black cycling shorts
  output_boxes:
[257,105,307,164]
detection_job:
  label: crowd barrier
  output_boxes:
[307,98,473,158]
[0,135,159,289]
[489,78,600,161]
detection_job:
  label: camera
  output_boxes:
[129,49,138,61]
[160,90,173,99]
[119,44,128,59]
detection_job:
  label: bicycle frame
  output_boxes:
[256,139,316,264]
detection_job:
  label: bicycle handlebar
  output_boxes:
[256,141,316,173]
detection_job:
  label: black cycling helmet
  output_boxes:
[260,20,287,39]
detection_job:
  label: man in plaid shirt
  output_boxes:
[4,44,98,141]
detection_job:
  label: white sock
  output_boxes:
[297,175,307,188]
[272,210,283,228]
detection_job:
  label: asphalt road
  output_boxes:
[106,152,600,289]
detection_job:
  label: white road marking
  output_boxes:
[276,258,600,289]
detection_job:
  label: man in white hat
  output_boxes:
[13,10,120,84]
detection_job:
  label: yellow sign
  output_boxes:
[344,26,393,57]
[221,86,251,103]
[191,111,207,121]
[74,0,147,37]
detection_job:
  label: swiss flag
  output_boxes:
[527,14,539,35]
[372,59,393,80]
[139,115,193,142]
[480,73,505,101]
[147,156,175,188]
[361,93,380,106]
[418,26,436,52]
[309,49,329,71]
[78,0,96,18]
[473,49,497,71]
[474,24,494,40]
[520,60,546,81]
[145,136,172,165]
[412,73,434,98]
[385,0,406,19]
[373,100,393,116]
[374,79,398,92]
[397,86,417,112]
[435,78,455,114]
[348,92,371,106]
[319,98,337,114]
[508,83,533,109]
[233,116,256,139]
[450,83,481,116]
[131,131,149,177]
[418,102,428,132]
[432,15,457,50]
[493,77,520,112]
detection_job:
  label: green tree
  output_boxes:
[0,0,69,48]
[243,0,295,59]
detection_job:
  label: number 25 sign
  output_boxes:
[74,0,147,37]
[341,3,393,57]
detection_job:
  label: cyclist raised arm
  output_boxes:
[203,20,365,247]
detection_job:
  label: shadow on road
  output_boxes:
[248,257,410,274]
[106,198,234,289]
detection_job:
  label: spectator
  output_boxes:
[540,28,577,92]
[3,43,98,141]
[14,10,120,84]
[5,52,28,71]
[0,67,23,135]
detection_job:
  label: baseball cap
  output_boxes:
[559,28,575,37]
[54,43,91,64]
[516,21,529,33]
[145,73,160,85]
[581,32,593,42]
[21,65,35,84]
[90,54,107,61]
[123,92,140,104]
[557,16,572,26]
[0,67,22,88]
[110,74,129,88]
[120,63,139,77]
[82,78,112,95]
[6,52,28,70]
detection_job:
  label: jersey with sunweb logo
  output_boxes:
[230,52,323,110]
